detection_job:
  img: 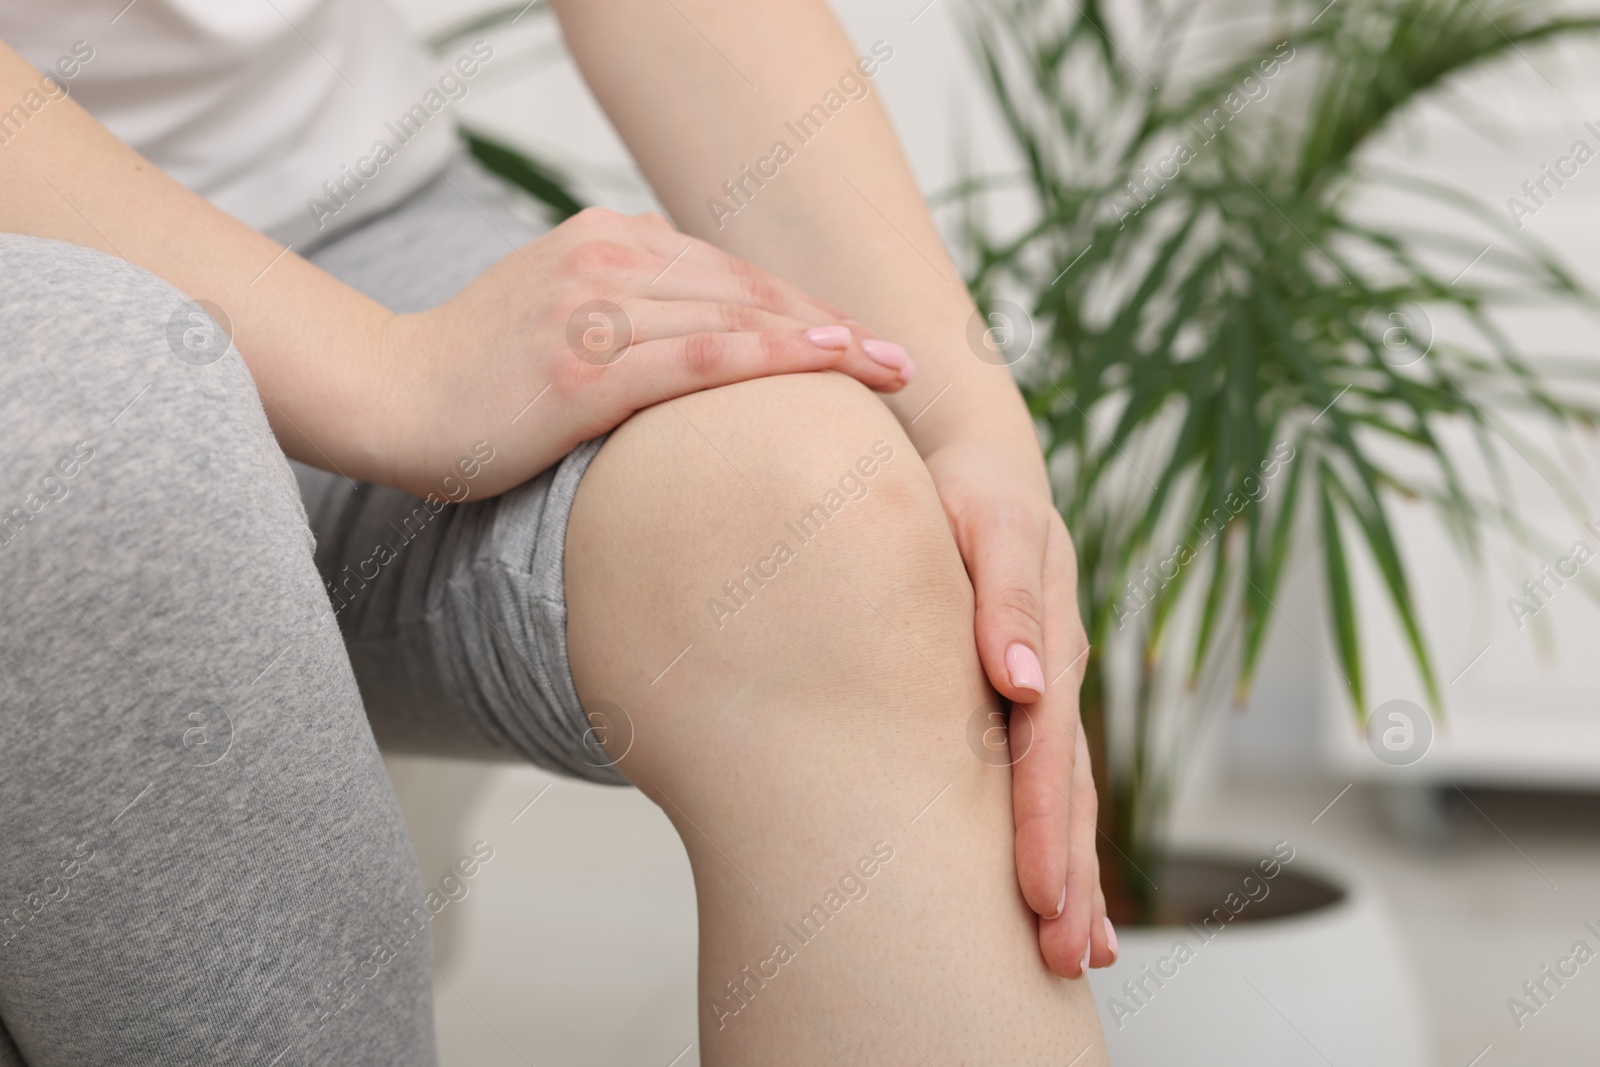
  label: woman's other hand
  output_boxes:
[372,207,915,497]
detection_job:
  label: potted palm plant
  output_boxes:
[955,0,1600,1059]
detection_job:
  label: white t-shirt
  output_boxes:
[0,0,464,247]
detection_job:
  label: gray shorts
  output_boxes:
[295,154,626,787]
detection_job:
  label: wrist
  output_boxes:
[912,394,1050,499]
[879,342,1046,488]
[220,251,410,492]
[358,309,436,495]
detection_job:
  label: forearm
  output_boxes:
[550,0,1045,485]
[0,41,393,483]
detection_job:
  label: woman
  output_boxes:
[0,1,1112,1063]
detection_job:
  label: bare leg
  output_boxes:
[565,372,1107,1065]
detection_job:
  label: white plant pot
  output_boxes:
[1088,852,1432,1066]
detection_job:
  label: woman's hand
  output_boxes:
[370,207,915,498]
[922,440,1113,979]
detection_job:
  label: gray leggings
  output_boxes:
[0,157,619,1066]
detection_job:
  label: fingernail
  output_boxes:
[1049,884,1065,920]
[804,325,852,350]
[1104,917,1119,962]
[1079,940,1092,976]
[1006,643,1045,695]
[898,358,918,384]
[860,338,909,371]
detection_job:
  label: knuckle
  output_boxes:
[992,584,1045,628]
[556,206,620,242]
[719,302,766,333]
[743,276,785,311]
[756,329,797,365]
[564,240,639,279]
[680,332,728,378]
[730,261,784,310]
[725,251,761,278]
[575,205,625,228]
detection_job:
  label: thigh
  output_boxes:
[0,236,435,1067]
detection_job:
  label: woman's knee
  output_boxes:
[565,371,998,870]
[0,236,286,504]
[565,370,978,710]
[0,234,246,417]
[0,234,325,672]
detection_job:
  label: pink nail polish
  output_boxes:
[1050,884,1066,919]
[804,325,852,350]
[898,358,918,384]
[1005,643,1045,695]
[1104,917,1119,962]
[860,338,909,371]
[1079,940,1092,975]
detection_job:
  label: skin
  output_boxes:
[0,0,1112,1058]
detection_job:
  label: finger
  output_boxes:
[1070,725,1105,971]
[1007,693,1072,920]
[1038,721,1100,977]
[1092,885,1118,969]
[630,237,864,331]
[1081,739,1120,972]
[965,503,1051,706]
[643,259,835,324]
[1071,882,1114,971]
[833,319,914,386]
[620,300,814,343]
[618,301,907,393]
[1003,525,1084,922]
[613,229,916,385]
[605,328,901,405]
